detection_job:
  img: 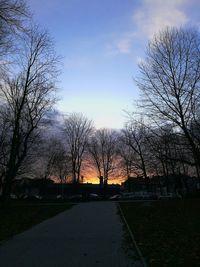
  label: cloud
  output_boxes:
[116,33,136,54]
[133,0,189,39]
[117,38,131,54]
[106,33,136,55]
[110,0,191,55]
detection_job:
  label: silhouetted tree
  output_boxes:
[122,121,149,180]
[1,27,59,201]
[45,138,70,197]
[116,133,135,179]
[0,0,29,71]
[88,128,117,184]
[136,26,200,171]
[63,113,93,184]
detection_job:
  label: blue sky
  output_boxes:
[27,0,200,129]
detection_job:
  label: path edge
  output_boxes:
[117,202,148,267]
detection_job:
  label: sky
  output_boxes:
[26,0,200,129]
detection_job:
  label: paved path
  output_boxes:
[0,202,142,267]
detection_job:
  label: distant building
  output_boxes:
[11,178,120,198]
[122,175,199,195]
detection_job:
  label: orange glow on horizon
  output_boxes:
[82,171,125,185]
[52,169,126,185]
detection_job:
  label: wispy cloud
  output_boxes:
[133,0,189,39]
[110,0,192,55]
[116,33,136,54]
[106,33,136,55]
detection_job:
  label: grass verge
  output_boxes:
[119,199,200,267]
[117,203,146,266]
[0,200,73,242]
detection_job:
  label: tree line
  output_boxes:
[40,26,200,193]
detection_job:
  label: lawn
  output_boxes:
[0,200,73,241]
[119,199,200,267]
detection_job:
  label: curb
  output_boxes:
[117,203,148,267]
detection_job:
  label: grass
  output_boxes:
[117,205,142,262]
[0,200,73,242]
[119,199,200,267]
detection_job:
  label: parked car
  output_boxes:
[18,194,42,200]
[109,194,121,200]
[120,192,136,199]
[131,192,144,200]
[89,193,101,200]
[10,194,18,199]
[142,192,158,200]
[121,192,144,200]
[120,192,157,200]
[158,193,181,200]
[34,195,42,200]
[69,194,82,201]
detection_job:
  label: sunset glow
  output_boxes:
[1,1,200,266]
[83,174,124,185]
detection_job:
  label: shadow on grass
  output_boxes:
[0,200,73,242]
[119,199,200,267]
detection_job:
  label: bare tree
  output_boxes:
[117,135,135,179]
[88,128,117,184]
[0,107,10,193]
[1,27,59,201]
[0,0,29,70]
[136,26,200,170]
[63,113,93,184]
[48,139,71,183]
[34,137,67,181]
[46,138,71,198]
[0,0,28,31]
[122,121,150,189]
